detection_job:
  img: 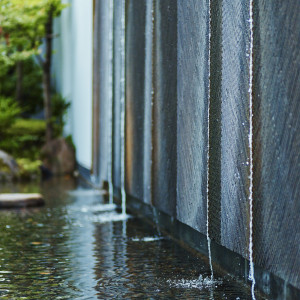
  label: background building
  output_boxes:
[52,0,93,171]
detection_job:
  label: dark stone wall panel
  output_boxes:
[97,0,113,185]
[109,0,300,291]
[143,1,154,205]
[207,0,222,244]
[112,0,124,189]
[220,0,249,258]
[253,0,300,289]
[177,0,209,234]
[125,0,146,200]
[152,0,177,216]
[92,0,101,180]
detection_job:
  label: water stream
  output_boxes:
[108,0,114,205]
[152,206,161,237]
[206,0,214,281]
[248,1,256,299]
[120,0,126,217]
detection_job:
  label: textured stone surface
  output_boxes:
[125,0,146,200]
[112,0,124,189]
[41,138,75,175]
[96,0,113,184]
[97,0,300,292]
[151,0,177,216]
[207,0,222,244]
[220,0,249,258]
[142,0,154,205]
[253,0,300,289]
[92,0,101,180]
[176,0,209,234]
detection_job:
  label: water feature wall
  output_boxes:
[92,0,300,295]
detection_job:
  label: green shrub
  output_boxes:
[0,118,46,160]
[6,118,46,136]
[0,97,21,134]
[16,158,42,181]
[51,93,70,137]
[0,58,43,115]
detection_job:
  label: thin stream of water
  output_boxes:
[108,0,114,205]
[152,206,161,237]
[248,1,256,299]
[206,0,214,281]
[120,0,126,216]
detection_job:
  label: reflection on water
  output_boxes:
[0,178,263,299]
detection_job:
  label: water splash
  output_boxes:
[108,0,114,205]
[167,275,221,290]
[90,211,131,224]
[68,189,106,197]
[131,237,164,242]
[77,203,117,213]
[206,0,214,280]
[120,0,126,216]
[248,1,256,299]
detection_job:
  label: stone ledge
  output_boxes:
[0,193,45,208]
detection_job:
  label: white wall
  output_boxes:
[52,0,93,170]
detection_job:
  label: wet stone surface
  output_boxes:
[0,178,265,299]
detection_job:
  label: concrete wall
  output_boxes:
[52,0,93,170]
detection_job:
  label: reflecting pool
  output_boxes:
[0,178,265,299]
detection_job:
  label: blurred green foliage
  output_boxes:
[0,118,46,160]
[0,97,21,134]
[0,0,68,67]
[0,108,71,160]
[0,0,71,181]
[51,93,71,136]
[16,158,42,180]
[0,0,69,116]
[0,58,44,115]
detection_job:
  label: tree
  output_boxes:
[0,0,44,103]
[0,0,67,143]
[37,0,67,144]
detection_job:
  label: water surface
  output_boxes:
[0,178,264,299]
